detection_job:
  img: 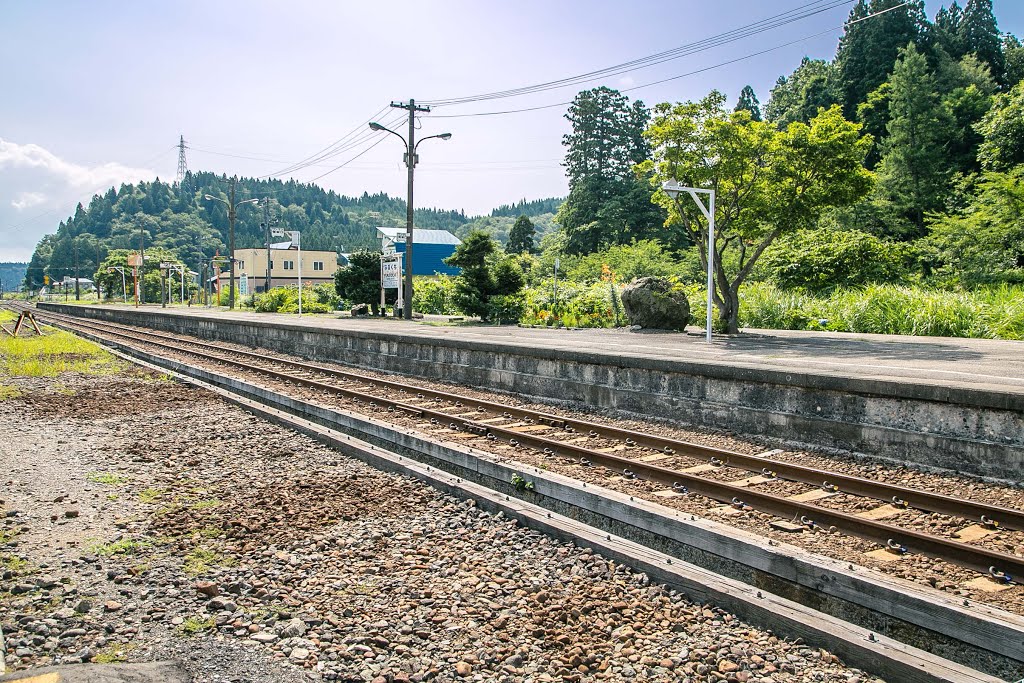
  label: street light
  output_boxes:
[369,120,452,319]
[662,179,715,343]
[204,182,259,310]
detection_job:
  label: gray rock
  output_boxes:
[278,617,307,639]
[620,277,690,331]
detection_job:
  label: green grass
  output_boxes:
[0,527,20,544]
[92,643,135,663]
[87,471,128,486]
[183,546,234,575]
[0,383,21,401]
[137,487,166,503]
[177,616,216,637]
[1,553,32,575]
[89,538,152,557]
[0,328,124,377]
[190,498,222,510]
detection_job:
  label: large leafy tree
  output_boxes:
[640,92,872,333]
[976,80,1024,171]
[556,87,666,253]
[959,0,1004,85]
[874,42,954,236]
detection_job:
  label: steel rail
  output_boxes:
[25,306,1024,533]
[24,307,1024,580]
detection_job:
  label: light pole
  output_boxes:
[662,179,715,343]
[369,120,451,319]
[204,180,259,310]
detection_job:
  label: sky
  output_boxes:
[2,0,1023,262]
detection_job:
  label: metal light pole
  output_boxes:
[663,179,715,343]
[205,181,259,309]
[369,118,451,319]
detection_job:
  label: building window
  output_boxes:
[269,260,273,269]
[283,261,294,270]
[239,261,245,270]
[313,261,324,271]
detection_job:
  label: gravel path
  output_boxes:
[1,357,884,682]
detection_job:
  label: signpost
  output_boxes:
[380,253,403,315]
[127,253,143,307]
[239,273,249,297]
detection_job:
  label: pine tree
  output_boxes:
[959,0,1004,86]
[734,85,762,121]
[835,0,928,118]
[506,215,536,254]
[875,43,953,236]
[765,58,840,126]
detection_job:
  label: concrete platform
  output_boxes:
[37,303,1024,481]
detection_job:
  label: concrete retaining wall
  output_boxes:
[40,304,1024,482]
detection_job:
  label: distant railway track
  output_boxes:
[10,302,1024,584]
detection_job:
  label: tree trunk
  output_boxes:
[719,286,741,334]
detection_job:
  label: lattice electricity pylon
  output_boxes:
[176,135,188,185]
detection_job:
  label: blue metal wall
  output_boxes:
[394,243,460,276]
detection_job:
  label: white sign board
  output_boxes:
[381,257,401,289]
[239,274,249,296]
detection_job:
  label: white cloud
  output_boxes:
[11,191,46,210]
[0,139,157,261]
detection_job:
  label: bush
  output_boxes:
[252,286,336,314]
[759,228,915,293]
[520,280,620,328]
[566,240,686,284]
[414,276,459,315]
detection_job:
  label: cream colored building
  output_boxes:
[220,244,339,293]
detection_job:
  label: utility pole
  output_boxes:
[139,223,146,305]
[262,199,278,293]
[176,135,188,185]
[391,99,430,320]
[74,239,81,301]
[204,180,258,310]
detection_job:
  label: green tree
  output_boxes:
[959,0,1004,85]
[734,85,762,122]
[333,250,383,314]
[1003,34,1024,86]
[922,169,1024,284]
[874,42,953,236]
[835,0,928,118]
[765,58,840,127]
[976,80,1024,171]
[445,230,524,320]
[556,87,665,253]
[506,215,536,254]
[641,92,872,333]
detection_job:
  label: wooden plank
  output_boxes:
[652,489,684,498]
[729,474,772,487]
[680,463,718,474]
[963,577,1014,593]
[595,445,626,453]
[864,548,905,563]
[639,452,672,463]
[770,520,805,533]
[510,424,555,433]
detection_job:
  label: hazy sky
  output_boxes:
[2,0,1023,262]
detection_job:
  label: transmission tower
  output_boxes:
[176,135,188,185]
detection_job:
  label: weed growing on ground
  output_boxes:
[190,498,222,511]
[176,616,216,637]
[0,329,126,377]
[0,383,21,400]
[87,471,128,486]
[92,643,136,663]
[137,487,165,503]
[183,546,234,575]
[1,553,32,575]
[89,538,151,557]
[0,527,20,544]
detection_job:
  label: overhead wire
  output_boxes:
[426,1,909,119]
[421,0,853,107]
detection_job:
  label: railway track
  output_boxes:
[11,303,1024,584]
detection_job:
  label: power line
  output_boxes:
[427,1,909,119]
[421,0,853,107]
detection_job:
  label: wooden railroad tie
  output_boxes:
[1,310,42,337]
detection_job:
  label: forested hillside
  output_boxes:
[0,263,27,292]
[22,170,557,289]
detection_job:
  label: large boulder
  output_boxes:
[620,277,690,331]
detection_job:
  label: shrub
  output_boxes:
[415,276,459,315]
[759,228,915,293]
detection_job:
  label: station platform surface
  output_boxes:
[49,304,1024,399]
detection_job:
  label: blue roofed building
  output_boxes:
[377,227,462,276]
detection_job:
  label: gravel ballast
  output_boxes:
[1,357,884,682]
